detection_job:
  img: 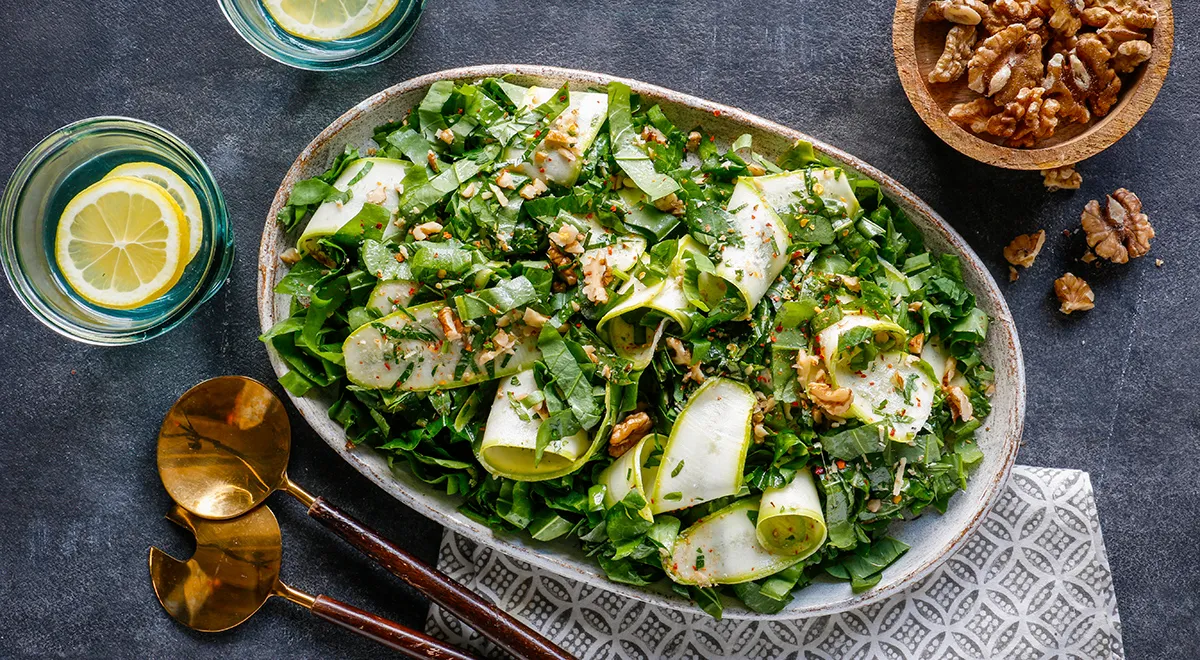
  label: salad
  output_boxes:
[264,78,994,617]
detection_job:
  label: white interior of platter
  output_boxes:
[259,67,1024,620]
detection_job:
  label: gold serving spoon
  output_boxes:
[156,376,572,660]
[149,503,479,659]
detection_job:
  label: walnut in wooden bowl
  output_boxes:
[893,0,1174,169]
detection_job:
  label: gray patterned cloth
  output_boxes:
[424,467,1122,659]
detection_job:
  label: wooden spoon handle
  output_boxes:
[308,497,575,660]
[311,595,481,660]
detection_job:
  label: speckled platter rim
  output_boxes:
[258,64,1025,619]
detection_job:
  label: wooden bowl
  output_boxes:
[893,0,1174,170]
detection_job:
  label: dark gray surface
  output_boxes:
[0,1,1194,658]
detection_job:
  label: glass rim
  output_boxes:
[216,0,424,71]
[0,115,233,346]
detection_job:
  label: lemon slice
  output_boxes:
[262,0,392,42]
[55,176,189,310]
[104,162,203,262]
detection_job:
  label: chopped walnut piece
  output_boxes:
[1054,272,1095,313]
[930,25,978,84]
[543,129,575,149]
[436,306,464,341]
[411,221,444,241]
[1043,165,1083,191]
[807,382,854,419]
[652,193,686,215]
[746,162,767,176]
[519,178,549,200]
[792,349,823,387]
[426,150,440,173]
[522,307,548,328]
[581,253,613,304]
[640,125,668,145]
[751,393,776,444]
[1004,230,1047,268]
[546,244,578,286]
[494,170,515,189]
[365,186,388,204]
[582,344,599,363]
[946,386,976,421]
[549,222,585,255]
[664,337,692,366]
[279,247,302,265]
[683,363,706,385]
[968,24,1046,103]
[686,131,702,152]
[1081,188,1154,263]
[1112,39,1153,72]
[1048,0,1084,35]
[908,333,926,354]
[609,412,653,457]
[436,128,454,145]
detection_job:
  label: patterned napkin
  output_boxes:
[424,467,1123,659]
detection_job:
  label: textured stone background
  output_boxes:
[0,1,1195,658]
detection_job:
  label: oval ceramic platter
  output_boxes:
[258,65,1025,619]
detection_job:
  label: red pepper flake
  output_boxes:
[814,466,825,476]
[375,223,383,229]
[774,325,783,332]
[610,205,618,212]
[534,130,541,137]
[836,460,846,470]
[712,109,721,117]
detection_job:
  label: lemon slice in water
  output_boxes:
[55,176,189,310]
[262,0,395,42]
[105,161,203,262]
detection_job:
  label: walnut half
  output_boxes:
[968,24,1046,103]
[1043,165,1083,191]
[609,412,653,457]
[1081,188,1154,263]
[1054,273,1095,314]
[1004,230,1046,268]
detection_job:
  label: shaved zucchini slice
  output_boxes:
[649,377,755,514]
[476,369,593,481]
[366,280,417,316]
[598,433,663,521]
[342,301,539,390]
[665,498,803,586]
[756,468,827,558]
[596,236,699,367]
[817,315,936,442]
[750,167,861,220]
[713,179,789,316]
[508,86,609,188]
[298,158,409,256]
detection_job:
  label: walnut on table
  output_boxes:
[1042,164,1083,191]
[1081,188,1154,263]
[1004,229,1047,268]
[1054,272,1095,314]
